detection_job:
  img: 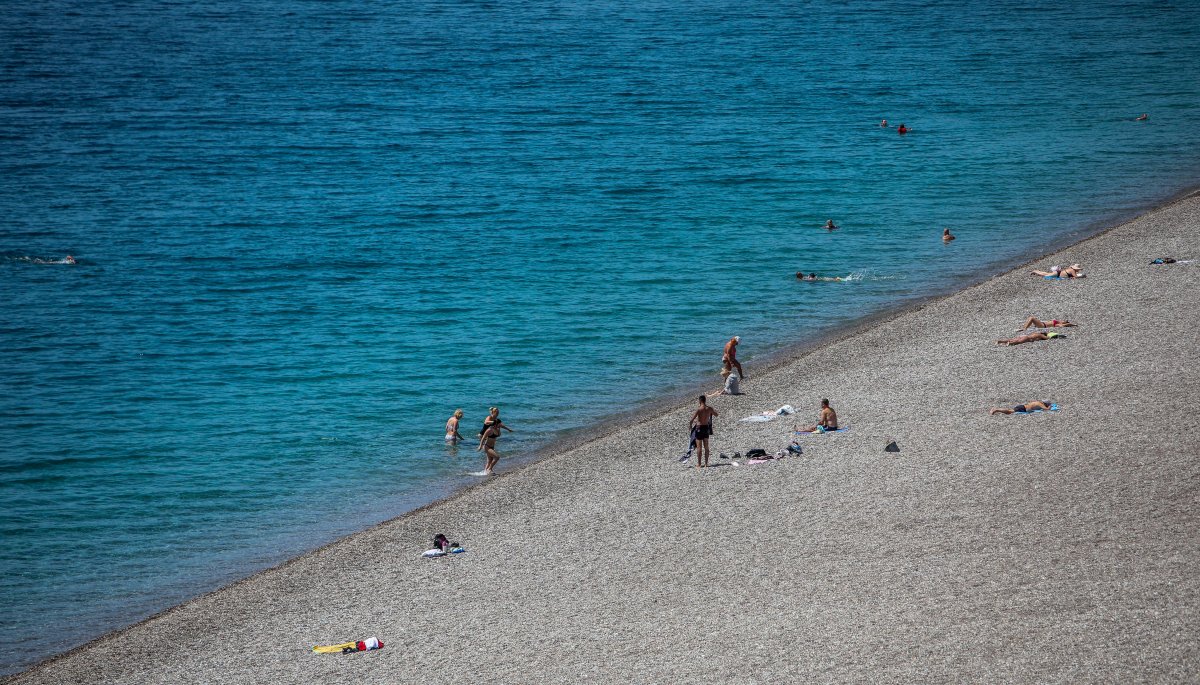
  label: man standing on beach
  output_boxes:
[690,395,719,468]
[723,336,746,381]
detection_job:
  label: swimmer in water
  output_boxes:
[942,229,955,242]
[445,409,464,444]
[823,219,839,231]
[64,255,76,264]
[880,119,888,128]
[796,272,841,282]
[897,124,909,134]
[1136,113,1148,121]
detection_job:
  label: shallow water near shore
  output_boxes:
[2,0,1199,674]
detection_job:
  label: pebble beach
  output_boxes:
[9,191,1200,684]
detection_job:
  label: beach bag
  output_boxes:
[746,448,768,458]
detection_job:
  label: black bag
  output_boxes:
[746,448,768,458]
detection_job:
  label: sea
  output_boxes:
[2,0,1199,674]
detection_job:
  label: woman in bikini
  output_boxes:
[445,409,465,444]
[477,407,514,475]
[1016,316,1077,331]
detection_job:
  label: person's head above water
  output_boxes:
[825,219,835,227]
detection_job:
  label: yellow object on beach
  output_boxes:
[312,641,357,654]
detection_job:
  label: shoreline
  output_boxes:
[8,183,1200,682]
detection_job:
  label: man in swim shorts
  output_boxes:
[690,395,719,468]
[723,336,745,380]
[798,399,838,432]
[990,401,1052,415]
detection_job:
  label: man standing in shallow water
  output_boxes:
[723,336,746,381]
[690,395,719,469]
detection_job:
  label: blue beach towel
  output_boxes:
[1043,275,1061,280]
[1020,404,1059,414]
[795,426,850,434]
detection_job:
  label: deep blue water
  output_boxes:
[2,0,1199,674]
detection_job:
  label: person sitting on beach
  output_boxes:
[477,407,514,475]
[798,399,838,432]
[823,219,839,231]
[690,395,719,468]
[445,409,465,444]
[723,336,746,380]
[942,228,955,242]
[1136,113,1148,121]
[990,400,1053,415]
[1017,316,1076,331]
[897,124,909,134]
[995,331,1064,346]
[1032,264,1085,279]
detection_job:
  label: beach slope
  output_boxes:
[10,193,1200,684]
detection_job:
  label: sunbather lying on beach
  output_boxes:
[990,401,1053,415]
[1017,316,1076,331]
[1150,257,1177,264]
[995,331,1063,346]
[797,399,837,432]
[1032,264,1085,278]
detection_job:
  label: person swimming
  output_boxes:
[823,219,839,231]
[897,124,909,134]
[880,119,888,128]
[64,255,76,264]
[796,272,842,282]
[942,228,955,242]
[1136,113,1148,121]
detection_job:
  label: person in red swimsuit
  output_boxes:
[1017,316,1077,331]
[897,124,909,134]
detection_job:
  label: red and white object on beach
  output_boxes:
[356,637,383,652]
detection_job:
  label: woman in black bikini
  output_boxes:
[477,407,514,475]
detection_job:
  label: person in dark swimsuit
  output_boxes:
[689,395,719,468]
[990,400,1052,415]
[477,406,514,474]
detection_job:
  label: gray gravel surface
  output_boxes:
[10,193,1200,684]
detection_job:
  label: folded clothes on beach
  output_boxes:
[795,426,849,434]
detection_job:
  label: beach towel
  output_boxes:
[739,414,774,423]
[1018,404,1059,414]
[313,637,384,654]
[795,426,850,434]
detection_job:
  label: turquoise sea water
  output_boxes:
[2,0,1199,674]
